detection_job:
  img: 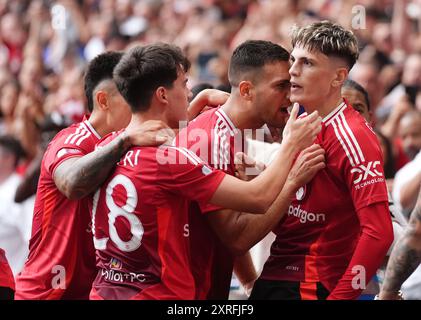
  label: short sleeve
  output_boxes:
[46,140,85,177]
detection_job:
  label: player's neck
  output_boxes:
[303,94,344,119]
[130,109,166,127]
[221,96,263,131]
[87,112,109,138]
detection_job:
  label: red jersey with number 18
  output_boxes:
[90,130,226,300]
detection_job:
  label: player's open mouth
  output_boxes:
[279,107,289,115]
[291,82,302,91]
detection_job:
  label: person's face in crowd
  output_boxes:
[0,146,15,181]
[253,61,291,128]
[402,54,421,87]
[164,69,192,129]
[373,23,393,55]
[289,45,338,110]
[399,115,421,160]
[349,63,378,101]
[19,59,42,92]
[342,86,372,123]
[0,82,19,118]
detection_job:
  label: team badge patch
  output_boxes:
[295,186,306,201]
[110,258,123,270]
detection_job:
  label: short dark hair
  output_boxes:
[113,43,190,112]
[291,21,359,70]
[343,79,370,111]
[0,135,25,167]
[228,40,290,87]
[84,51,124,112]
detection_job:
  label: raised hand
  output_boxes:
[125,120,174,147]
[282,103,322,152]
[287,144,325,191]
[234,152,266,181]
[188,89,230,120]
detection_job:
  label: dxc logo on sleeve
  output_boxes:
[351,161,384,189]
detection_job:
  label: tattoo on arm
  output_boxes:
[57,133,130,199]
[382,203,421,293]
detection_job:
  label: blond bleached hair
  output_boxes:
[291,20,359,70]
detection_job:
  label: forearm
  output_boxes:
[232,183,295,254]
[247,141,296,210]
[328,203,393,300]
[381,204,421,297]
[15,166,40,203]
[58,132,131,199]
[391,0,411,52]
[380,114,401,139]
[188,91,209,121]
[233,252,258,286]
[187,89,229,121]
[399,172,421,211]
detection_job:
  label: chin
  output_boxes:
[290,93,302,104]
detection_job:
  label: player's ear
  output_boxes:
[96,91,109,110]
[332,67,348,88]
[239,81,253,101]
[156,87,168,104]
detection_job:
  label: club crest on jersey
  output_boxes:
[295,186,306,201]
[110,258,123,270]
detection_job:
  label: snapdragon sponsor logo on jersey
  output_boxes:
[100,258,147,283]
[287,205,326,224]
[351,161,384,190]
[100,269,147,283]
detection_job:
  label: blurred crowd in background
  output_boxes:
[0,0,420,298]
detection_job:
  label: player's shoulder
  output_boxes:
[52,120,99,149]
[188,107,235,132]
[190,107,219,123]
[325,102,381,166]
[156,145,205,166]
[326,102,375,141]
[98,129,124,148]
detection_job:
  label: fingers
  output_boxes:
[288,102,300,120]
[301,143,323,154]
[234,152,256,167]
[304,109,320,123]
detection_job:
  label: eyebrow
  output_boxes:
[273,79,290,86]
[290,55,316,64]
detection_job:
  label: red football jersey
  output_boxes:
[15,119,100,300]
[0,248,15,291]
[260,100,389,293]
[177,107,241,299]
[90,131,225,300]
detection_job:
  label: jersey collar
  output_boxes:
[323,99,347,125]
